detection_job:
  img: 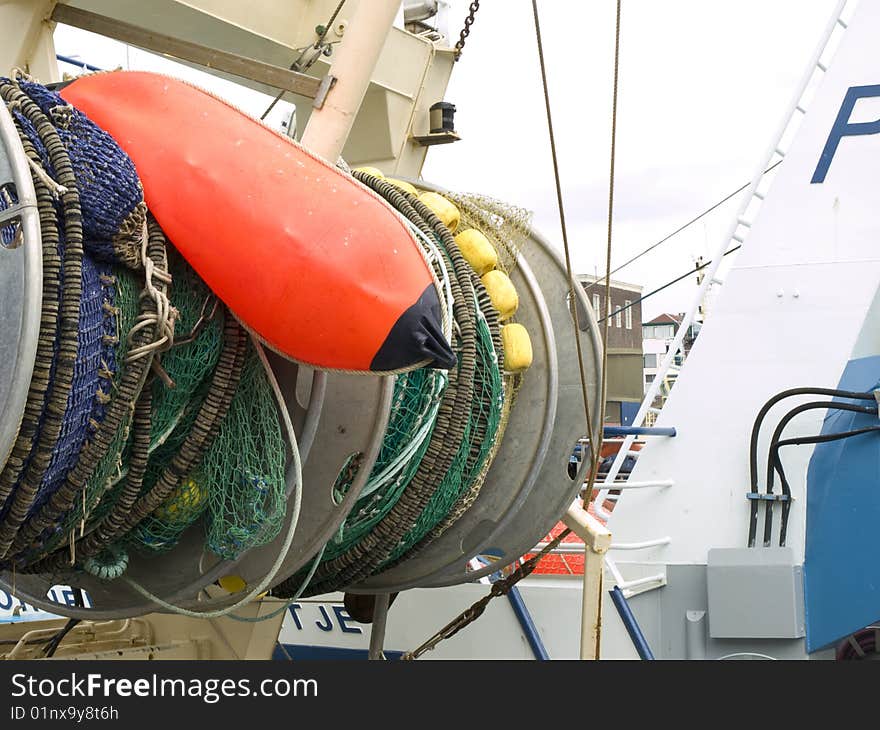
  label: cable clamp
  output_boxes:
[746,492,791,502]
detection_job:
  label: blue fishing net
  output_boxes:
[28,255,114,516]
[0,183,20,247]
[16,80,145,268]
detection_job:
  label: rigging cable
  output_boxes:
[582,160,782,295]
[596,245,741,323]
[531,0,600,478]
[259,0,347,121]
[598,0,623,464]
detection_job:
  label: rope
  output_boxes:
[259,0,347,120]
[123,222,177,364]
[581,160,782,294]
[530,1,598,478]
[598,0,623,449]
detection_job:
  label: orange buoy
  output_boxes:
[59,72,454,373]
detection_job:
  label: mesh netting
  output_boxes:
[201,343,286,561]
[16,80,145,269]
[321,366,447,563]
[382,306,504,566]
[28,254,110,516]
[447,193,532,275]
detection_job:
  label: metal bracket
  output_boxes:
[312,75,337,110]
[51,4,324,99]
[746,492,792,502]
[412,130,461,147]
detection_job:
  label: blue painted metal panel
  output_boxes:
[805,355,880,652]
[620,401,640,427]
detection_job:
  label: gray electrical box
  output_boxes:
[707,547,805,639]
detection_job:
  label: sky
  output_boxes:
[425,0,844,320]
[54,0,845,321]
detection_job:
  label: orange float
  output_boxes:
[60,71,454,373]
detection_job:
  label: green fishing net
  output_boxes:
[202,344,287,560]
[83,249,224,538]
[383,306,504,566]
[322,366,447,563]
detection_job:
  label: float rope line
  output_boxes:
[0,111,64,518]
[9,218,169,567]
[0,79,84,558]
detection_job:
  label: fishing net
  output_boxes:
[448,192,532,275]
[201,343,287,561]
[321,366,447,563]
[15,79,146,269]
[92,248,224,548]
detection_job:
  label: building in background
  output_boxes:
[642,312,702,409]
[577,275,643,426]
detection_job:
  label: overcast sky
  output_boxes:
[55,0,845,320]
[426,0,845,320]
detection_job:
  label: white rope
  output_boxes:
[407,220,455,344]
[123,335,303,618]
[26,157,68,197]
[125,222,178,364]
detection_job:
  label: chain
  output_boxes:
[400,527,571,660]
[453,1,481,61]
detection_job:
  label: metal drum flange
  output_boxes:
[356,223,602,592]
[0,101,41,475]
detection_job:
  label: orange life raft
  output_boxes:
[60,71,454,374]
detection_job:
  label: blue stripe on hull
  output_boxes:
[805,355,880,651]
